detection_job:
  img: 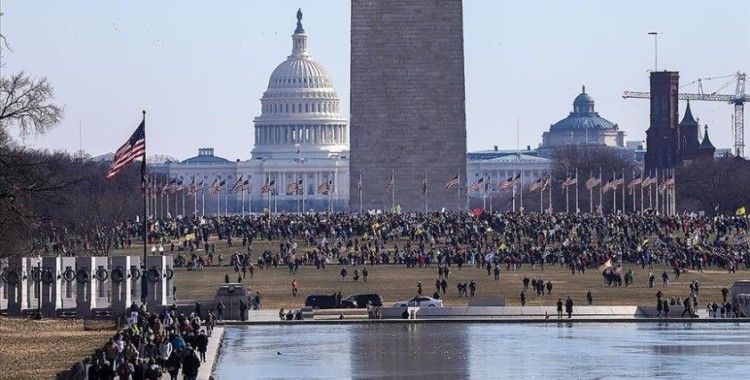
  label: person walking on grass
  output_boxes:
[586,289,593,305]
[291,279,298,296]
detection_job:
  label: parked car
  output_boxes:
[393,296,443,307]
[345,294,384,308]
[304,294,357,309]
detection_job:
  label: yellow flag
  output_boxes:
[737,207,746,216]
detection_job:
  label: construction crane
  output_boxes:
[623,71,748,157]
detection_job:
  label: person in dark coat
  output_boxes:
[196,330,209,362]
[239,299,247,321]
[166,350,181,380]
[181,347,201,380]
[565,296,573,318]
[556,298,563,318]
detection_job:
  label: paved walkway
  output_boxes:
[196,327,224,380]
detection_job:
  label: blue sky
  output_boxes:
[3,0,749,159]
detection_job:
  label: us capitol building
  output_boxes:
[151,10,642,214]
[154,11,349,213]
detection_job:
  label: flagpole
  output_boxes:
[139,110,148,305]
[640,172,645,214]
[611,171,616,214]
[632,169,636,213]
[166,185,170,218]
[598,167,602,214]
[488,175,493,214]
[622,168,625,215]
[182,189,185,217]
[547,172,552,214]
[574,168,579,214]
[391,169,395,212]
[672,168,677,215]
[359,174,363,214]
[457,172,461,212]
[520,171,524,215]
[586,170,594,214]
[540,177,544,214]
[512,178,516,213]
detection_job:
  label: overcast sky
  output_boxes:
[3,0,749,160]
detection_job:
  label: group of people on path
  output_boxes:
[62,303,215,380]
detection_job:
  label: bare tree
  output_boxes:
[0,72,63,136]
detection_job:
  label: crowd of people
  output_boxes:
[37,212,749,274]
[62,304,215,380]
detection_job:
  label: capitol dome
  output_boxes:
[252,9,348,160]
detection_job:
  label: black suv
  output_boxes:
[345,294,384,308]
[304,294,357,309]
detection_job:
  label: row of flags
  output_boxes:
[144,176,336,196]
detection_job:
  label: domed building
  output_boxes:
[539,86,625,155]
[251,9,348,160]
[157,10,349,214]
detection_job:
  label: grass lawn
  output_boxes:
[173,263,747,310]
[110,238,747,309]
[0,318,114,380]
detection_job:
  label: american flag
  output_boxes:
[171,179,184,193]
[500,173,521,190]
[560,173,576,190]
[585,175,601,190]
[357,174,363,192]
[469,177,484,192]
[163,178,177,195]
[106,120,145,179]
[189,179,204,195]
[529,177,545,192]
[445,175,459,189]
[231,176,244,193]
[603,175,623,193]
[208,179,225,195]
[318,179,333,195]
[261,179,276,194]
[627,174,643,194]
[287,179,303,195]
[386,174,394,190]
[421,175,427,194]
[641,174,657,187]
[659,176,675,192]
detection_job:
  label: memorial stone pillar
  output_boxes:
[0,258,8,312]
[111,256,135,316]
[41,257,62,317]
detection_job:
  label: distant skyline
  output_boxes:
[2,1,749,160]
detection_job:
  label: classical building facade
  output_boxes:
[539,86,625,156]
[155,10,349,215]
[349,0,467,212]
